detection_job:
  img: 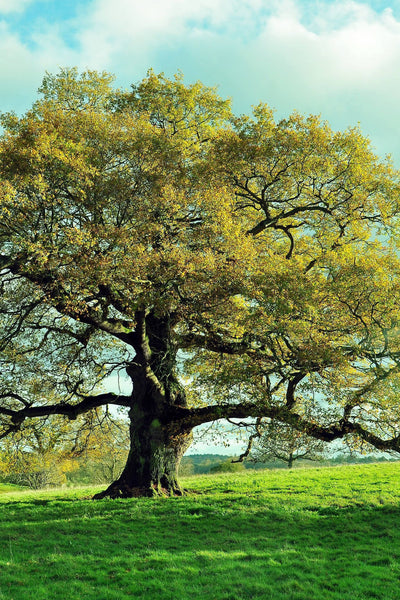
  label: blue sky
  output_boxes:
[1,0,400,164]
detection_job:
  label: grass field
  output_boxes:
[1,462,400,599]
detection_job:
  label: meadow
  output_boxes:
[1,462,400,600]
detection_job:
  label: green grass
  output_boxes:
[1,463,400,599]
[0,484,26,494]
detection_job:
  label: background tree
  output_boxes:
[0,69,400,498]
[68,415,130,485]
[209,460,245,474]
[251,419,326,469]
[0,409,129,488]
[0,417,77,488]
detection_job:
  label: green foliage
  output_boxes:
[0,412,129,488]
[0,417,78,488]
[180,454,235,475]
[37,67,116,112]
[1,464,400,598]
[66,417,129,485]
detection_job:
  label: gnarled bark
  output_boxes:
[93,412,193,498]
[93,311,193,499]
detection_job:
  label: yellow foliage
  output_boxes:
[0,68,400,462]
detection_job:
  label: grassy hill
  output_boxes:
[0,483,26,494]
[1,463,400,599]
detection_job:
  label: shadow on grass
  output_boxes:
[0,492,399,600]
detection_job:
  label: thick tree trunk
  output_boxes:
[93,311,193,499]
[93,413,192,498]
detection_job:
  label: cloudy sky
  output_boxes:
[1,0,400,164]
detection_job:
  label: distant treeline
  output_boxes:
[180,453,399,475]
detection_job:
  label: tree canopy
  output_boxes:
[0,68,400,497]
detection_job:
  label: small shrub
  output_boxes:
[209,459,245,473]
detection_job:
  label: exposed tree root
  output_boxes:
[92,480,184,499]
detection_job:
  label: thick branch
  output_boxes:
[179,332,250,354]
[170,402,400,453]
[0,392,132,429]
[286,373,305,408]
[246,204,332,236]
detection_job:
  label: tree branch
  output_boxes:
[170,401,400,453]
[0,392,132,431]
[231,417,264,463]
[0,254,138,346]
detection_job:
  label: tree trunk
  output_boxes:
[288,453,294,469]
[93,311,193,499]
[93,412,192,499]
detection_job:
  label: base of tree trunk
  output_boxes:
[92,414,193,499]
[92,479,184,499]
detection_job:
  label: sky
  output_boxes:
[2,0,400,454]
[1,0,400,163]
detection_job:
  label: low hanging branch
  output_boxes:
[0,392,132,430]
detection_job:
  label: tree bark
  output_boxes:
[89,309,400,499]
[93,411,193,498]
[288,453,294,469]
[93,311,193,499]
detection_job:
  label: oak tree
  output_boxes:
[1,68,400,498]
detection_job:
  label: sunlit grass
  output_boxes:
[1,463,400,599]
[0,483,26,494]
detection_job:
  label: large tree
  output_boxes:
[1,68,400,498]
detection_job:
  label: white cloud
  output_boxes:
[140,0,400,159]
[0,0,33,13]
[243,1,400,158]
[0,20,79,114]
[77,0,264,72]
[75,0,400,102]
